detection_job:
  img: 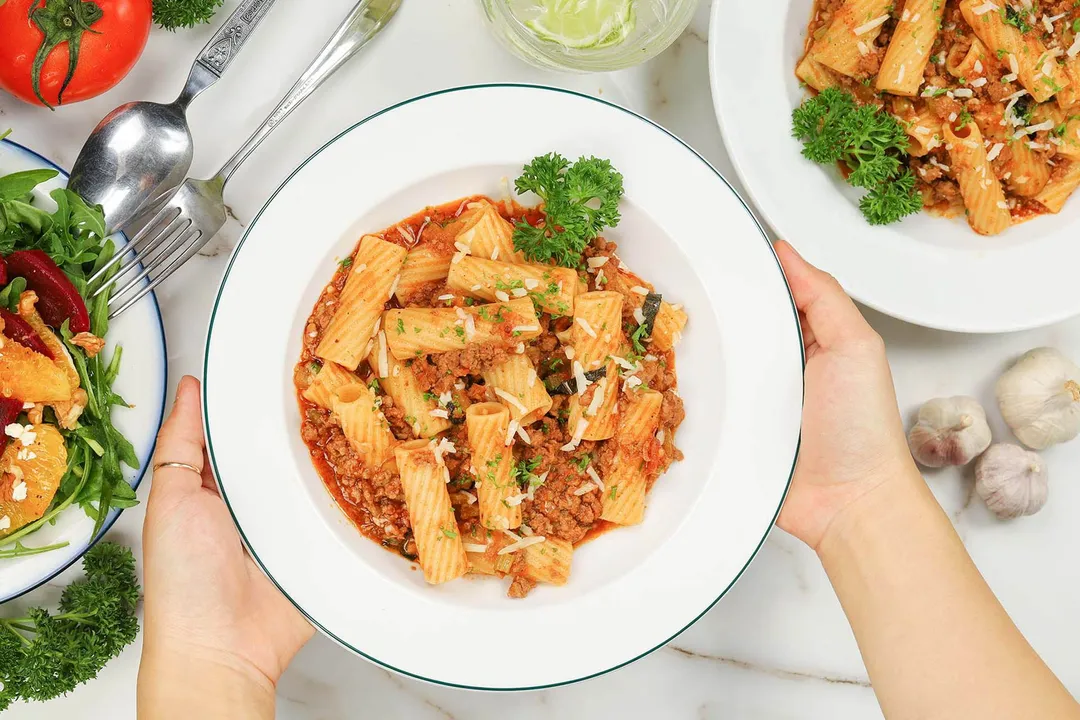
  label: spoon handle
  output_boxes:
[215,0,402,185]
[176,0,281,107]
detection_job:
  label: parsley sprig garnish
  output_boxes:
[791,87,923,225]
[0,543,139,711]
[512,153,624,268]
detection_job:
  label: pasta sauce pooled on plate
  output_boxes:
[294,194,687,598]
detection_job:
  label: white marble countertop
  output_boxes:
[3,1,1079,717]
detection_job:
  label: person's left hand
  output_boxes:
[139,376,313,693]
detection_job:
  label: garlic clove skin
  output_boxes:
[907,396,992,467]
[996,347,1080,450]
[974,443,1048,520]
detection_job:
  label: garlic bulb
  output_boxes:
[907,396,992,467]
[975,444,1048,520]
[996,347,1080,450]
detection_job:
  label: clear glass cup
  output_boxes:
[479,0,700,72]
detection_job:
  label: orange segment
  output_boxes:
[0,424,67,534]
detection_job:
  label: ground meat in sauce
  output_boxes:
[802,0,1080,222]
[295,197,687,597]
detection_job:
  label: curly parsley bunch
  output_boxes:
[792,87,923,226]
[512,153,624,268]
[0,543,140,711]
[153,0,225,30]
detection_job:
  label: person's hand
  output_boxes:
[773,241,919,551]
[138,376,313,712]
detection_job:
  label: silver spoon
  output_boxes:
[68,0,280,234]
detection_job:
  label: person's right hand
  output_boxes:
[773,241,919,551]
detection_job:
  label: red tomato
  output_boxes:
[0,0,152,107]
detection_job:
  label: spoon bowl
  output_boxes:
[69,100,193,234]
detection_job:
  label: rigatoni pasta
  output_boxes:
[482,354,552,426]
[796,55,840,92]
[567,291,624,442]
[395,440,469,585]
[454,201,521,263]
[944,121,1012,236]
[396,245,452,304]
[367,340,451,438]
[602,389,664,526]
[808,0,893,78]
[302,361,360,410]
[316,235,407,370]
[1035,160,1080,213]
[876,0,945,96]
[384,298,541,359]
[465,403,521,531]
[446,255,577,316]
[295,189,687,598]
[332,383,397,469]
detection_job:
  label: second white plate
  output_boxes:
[710,0,1080,333]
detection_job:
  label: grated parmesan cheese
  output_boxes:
[495,389,529,414]
[853,14,889,34]
[575,316,597,338]
[499,535,546,555]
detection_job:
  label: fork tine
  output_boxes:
[108,228,207,320]
[87,204,182,291]
[102,212,190,291]
[106,221,196,305]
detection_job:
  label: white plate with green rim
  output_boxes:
[203,84,802,690]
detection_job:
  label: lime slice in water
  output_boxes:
[524,0,637,50]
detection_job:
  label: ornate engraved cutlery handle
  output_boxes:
[196,0,279,78]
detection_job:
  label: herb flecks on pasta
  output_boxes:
[796,0,1080,235]
[294,157,686,599]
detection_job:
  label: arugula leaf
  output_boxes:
[0,169,58,202]
[512,153,624,268]
[0,276,27,311]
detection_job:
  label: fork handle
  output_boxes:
[215,0,402,185]
[176,0,281,108]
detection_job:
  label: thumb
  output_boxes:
[151,376,209,495]
[774,240,875,350]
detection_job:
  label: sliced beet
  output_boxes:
[5,250,89,333]
[0,308,54,359]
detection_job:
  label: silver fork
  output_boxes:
[93,0,403,319]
